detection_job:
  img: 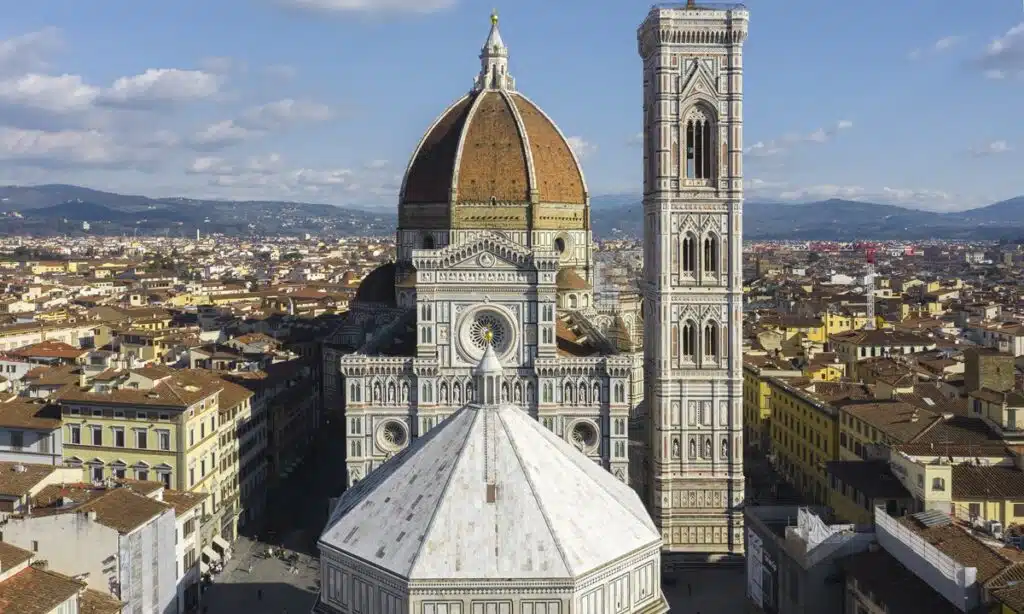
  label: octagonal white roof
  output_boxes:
[319,403,660,581]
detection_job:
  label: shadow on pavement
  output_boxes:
[201,579,318,614]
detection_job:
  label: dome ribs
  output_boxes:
[456,92,530,204]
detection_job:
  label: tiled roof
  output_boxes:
[898,515,1013,584]
[75,488,170,534]
[511,93,587,205]
[952,465,1024,500]
[59,368,222,408]
[79,588,124,614]
[837,400,939,443]
[8,340,86,360]
[161,489,208,515]
[0,541,32,574]
[0,398,61,430]
[0,462,56,497]
[0,566,84,614]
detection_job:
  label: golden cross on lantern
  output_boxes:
[490,9,499,25]
[483,329,494,344]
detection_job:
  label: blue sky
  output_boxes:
[0,0,1021,211]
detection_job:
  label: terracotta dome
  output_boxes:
[397,14,589,232]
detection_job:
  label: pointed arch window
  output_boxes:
[682,320,697,361]
[704,234,719,274]
[704,321,719,359]
[682,233,697,273]
[685,108,715,180]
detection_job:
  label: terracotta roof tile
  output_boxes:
[0,566,83,614]
[0,398,61,430]
[512,93,586,205]
[76,488,170,534]
[0,541,33,574]
[402,95,475,205]
[79,588,125,614]
[456,91,530,203]
[0,462,56,497]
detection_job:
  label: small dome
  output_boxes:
[353,263,396,306]
[556,267,590,291]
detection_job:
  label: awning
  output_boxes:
[211,535,231,553]
[200,561,209,575]
[201,546,220,562]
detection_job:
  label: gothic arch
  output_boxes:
[702,231,721,275]
[703,319,721,360]
[681,101,718,180]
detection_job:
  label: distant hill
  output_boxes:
[0,184,396,237]
[4,184,1024,240]
[590,195,1024,240]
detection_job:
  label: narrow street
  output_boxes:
[201,416,347,613]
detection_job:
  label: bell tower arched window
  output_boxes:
[703,234,719,274]
[682,320,697,361]
[704,321,719,359]
[682,233,696,273]
[684,107,715,180]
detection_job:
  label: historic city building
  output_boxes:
[323,12,644,490]
[637,2,749,555]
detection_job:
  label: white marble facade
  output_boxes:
[339,233,637,487]
[334,14,642,492]
[638,4,749,555]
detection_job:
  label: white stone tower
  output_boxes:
[637,2,749,557]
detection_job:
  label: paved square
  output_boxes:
[201,536,320,613]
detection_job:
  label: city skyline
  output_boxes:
[0,0,1022,211]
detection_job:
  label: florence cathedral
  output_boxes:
[319,6,748,609]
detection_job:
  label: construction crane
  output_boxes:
[865,247,876,330]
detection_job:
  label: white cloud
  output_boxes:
[908,35,963,60]
[745,120,852,158]
[626,132,643,147]
[0,27,61,74]
[188,99,333,150]
[239,99,332,129]
[0,126,141,168]
[278,0,455,14]
[364,159,390,169]
[0,73,98,114]
[189,120,259,150]
[97,69,221,108]
[970,140,1012,156]
[978,23,1024,79]
[566,136,597,159]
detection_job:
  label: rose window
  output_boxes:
[380,420,407,450]
[571,421,598,450]
[469,313,508,351]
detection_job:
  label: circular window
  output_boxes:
[469,312,509,352]
[570,421,598,451]
[554,237,566,254]
[378,420,408,452]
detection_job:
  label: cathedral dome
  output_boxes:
[398,13,589,232]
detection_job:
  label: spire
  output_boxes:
[474,10,515,92]
[473,334,504,406]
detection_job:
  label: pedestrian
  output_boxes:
[687,583,692,596]
[257,588,263,601]
[248,562,253,573]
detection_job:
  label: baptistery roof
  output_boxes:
[319,401,660,581]
[398,13,589,231]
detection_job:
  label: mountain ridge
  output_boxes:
[2,184,1023,240]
